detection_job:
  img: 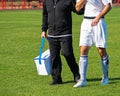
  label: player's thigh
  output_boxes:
[80,20,93,46]
[93,19,107,48]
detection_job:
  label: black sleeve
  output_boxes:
[71,0,76,12]
[42,0,48,32]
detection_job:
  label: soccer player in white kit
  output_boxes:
[73,0,112,87]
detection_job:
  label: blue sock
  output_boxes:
[101,55,109,78]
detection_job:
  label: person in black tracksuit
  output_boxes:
[41,0,84,85]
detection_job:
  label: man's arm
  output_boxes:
[41,0,48,38]
[91,3,112,26]
[75,0,86,12]
[71,0,85,15]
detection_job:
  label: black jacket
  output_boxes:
[42,0,84,36]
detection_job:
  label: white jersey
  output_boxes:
[84,0,111,17]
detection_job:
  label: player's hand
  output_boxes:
[91,16,100,26]
[41,31,47,38]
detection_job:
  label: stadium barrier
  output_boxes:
[113,0,120,5]
[0,0,119,10]
[0,0,43,10]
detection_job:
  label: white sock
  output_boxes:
[79,56,88,81]
[101,55,109,78]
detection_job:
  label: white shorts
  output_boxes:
[79,18,107,48]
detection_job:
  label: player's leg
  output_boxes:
[97,48,109,85]
[80,46,90,82]
[74,19,92,87]
[95,18,109,85]
[73,46,90,87]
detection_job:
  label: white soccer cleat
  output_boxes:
[73,80,87,87]
[101,78,109,85]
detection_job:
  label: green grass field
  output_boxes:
[0,7,120,96]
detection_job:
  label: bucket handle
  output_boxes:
[39,37,45,64]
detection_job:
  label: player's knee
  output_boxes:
[80,46,89,55]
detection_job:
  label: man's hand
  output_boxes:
[91,3,111,26]
[41,31,47,38]
[91,16,101,26]
[75,0,86,12]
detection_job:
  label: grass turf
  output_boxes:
[0,7,120,96]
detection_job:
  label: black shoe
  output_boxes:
[50,75,62,85]
[50,81,62,85]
